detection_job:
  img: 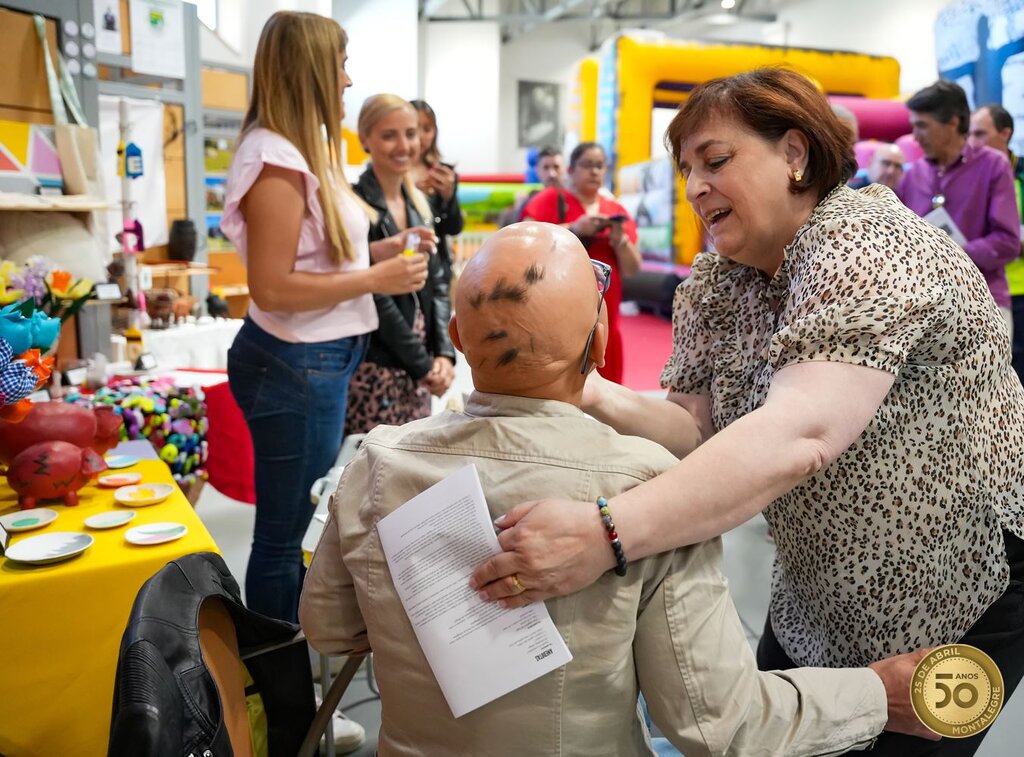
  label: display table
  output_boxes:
[0,447,219,757]
[143,317,243,370]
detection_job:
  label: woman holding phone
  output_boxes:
[521,141,641,383]
[410,99,463,283]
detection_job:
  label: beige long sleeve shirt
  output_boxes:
[300,391,887,756]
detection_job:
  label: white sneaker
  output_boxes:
[322,710,365,755]
[314,684,366,755]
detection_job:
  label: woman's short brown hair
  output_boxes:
[665,67,856,202]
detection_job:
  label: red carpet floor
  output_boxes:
[619,312,674,392]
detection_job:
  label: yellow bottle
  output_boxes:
[124,325,144,363]
[402,231,420,256]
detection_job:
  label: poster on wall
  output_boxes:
[937,0,1024,155]
[93,2,123,54]
[204,138,233,251]
[129,0,185,79]
[517,81,561,148]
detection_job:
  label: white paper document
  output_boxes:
[923,205,968,247]
[376,465,572,717]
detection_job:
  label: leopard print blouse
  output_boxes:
[661,183,1024,667]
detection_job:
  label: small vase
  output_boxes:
[168,219,198,262]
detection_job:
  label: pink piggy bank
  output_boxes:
[6,441,107,510]
[0,403,123,464]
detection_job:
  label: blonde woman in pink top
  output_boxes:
[221,11,432,628]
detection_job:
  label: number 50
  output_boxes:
[935,673,979,709]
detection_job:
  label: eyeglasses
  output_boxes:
[580,259,613,374]
[575,161,607,172]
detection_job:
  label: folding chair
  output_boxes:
[109,553,365,757]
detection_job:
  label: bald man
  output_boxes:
[867,143,906,190]
[301,223,928,756]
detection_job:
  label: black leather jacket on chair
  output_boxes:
[354,166,456,381]
[108,552,315,757]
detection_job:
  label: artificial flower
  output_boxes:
[0,287,25,305]
[47,270,93,300]
[12,257,52,302]
[0,261,25,304]
[0,304,60,354]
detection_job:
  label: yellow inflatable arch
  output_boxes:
[578,36,900,264]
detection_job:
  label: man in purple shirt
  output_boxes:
[897,80,1020,332]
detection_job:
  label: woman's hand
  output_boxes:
[868,648,942,741]
[369,253,428,295]
[581,369,611,414]
[608,219,627,249]
[469,498,614,608]
[571,215,609,238]
[401,226,438,255]
[426,164,456,202]
[422,356,455,396]
[372,226,438,262]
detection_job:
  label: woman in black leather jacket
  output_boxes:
[410,99,464,282]
[346,94,457,434]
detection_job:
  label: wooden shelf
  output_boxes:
[142,262,220,276]
[0,193,112,212]
[215,284,249,298]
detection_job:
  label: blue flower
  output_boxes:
[0,304,61,353]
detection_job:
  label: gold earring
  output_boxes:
[793,168,803,182]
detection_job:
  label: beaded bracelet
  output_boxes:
[597,496,628,577]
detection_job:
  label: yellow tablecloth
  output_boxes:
[0,458,219,757]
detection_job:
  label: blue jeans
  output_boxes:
[227,318,368,622]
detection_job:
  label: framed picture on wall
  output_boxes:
[518,80,561,148]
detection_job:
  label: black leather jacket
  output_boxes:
[354,166,456,380]
[427,162,464,281]
[108,552,315,757]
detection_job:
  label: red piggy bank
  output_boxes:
[0,403,123,464]
[6,441,107,509]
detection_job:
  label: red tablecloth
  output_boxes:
[202,378,255,504]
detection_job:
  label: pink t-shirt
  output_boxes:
[221,128,378,343]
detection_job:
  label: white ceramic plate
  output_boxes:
[113,484,175,507]
[84,510,137,529]
[98,472,143,488]
[104,454,139,470]
[0,508,58,533]
[4,532,94,565]
[124,522,188,546]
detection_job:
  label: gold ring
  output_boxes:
[510,574,527,594]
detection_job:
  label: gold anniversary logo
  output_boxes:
[911,644,1004,738]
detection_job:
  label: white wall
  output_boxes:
[333,0,419,131]
[423,22,502,173]
[200,0,332,66]
[497,23,591,173]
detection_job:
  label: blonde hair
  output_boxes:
[358,94,433,223]
[241,11,363,264]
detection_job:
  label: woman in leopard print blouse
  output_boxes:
[471,68,1024,756]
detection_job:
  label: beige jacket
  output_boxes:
[300,392,887,756]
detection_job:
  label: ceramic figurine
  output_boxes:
[7,441,107,509]
[0,403,124,463]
